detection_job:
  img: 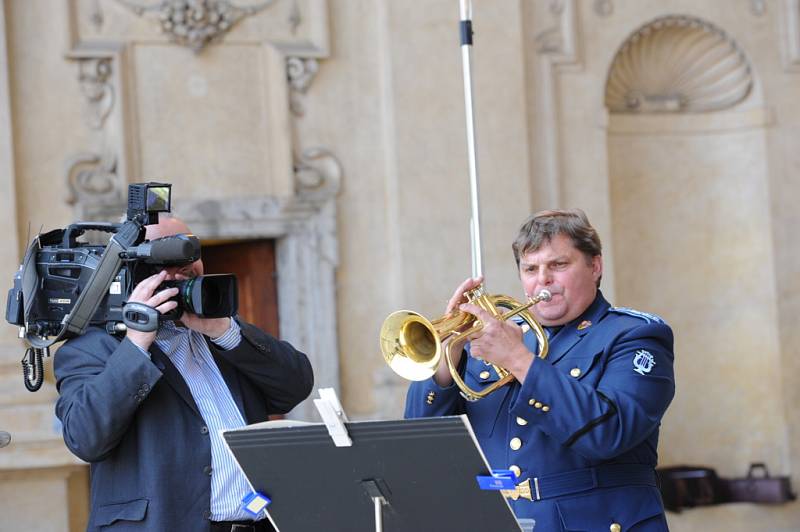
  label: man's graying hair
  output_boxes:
[512,209,602,268]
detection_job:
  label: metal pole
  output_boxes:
[373,496,384,532]
[459,0,483,279]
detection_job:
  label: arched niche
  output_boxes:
[603,15,788,478]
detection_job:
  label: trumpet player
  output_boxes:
[405,209,675,531]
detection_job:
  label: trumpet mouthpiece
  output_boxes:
[537,289,552,302]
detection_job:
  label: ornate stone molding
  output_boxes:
[78,58,114,130]
[605,16,753,113]
[112,0,278,52]
[533,0,581,208]
[295,146,341,202]
[593,0,613,18]
[782,0,800,71]
[535,0,580,61]
[750,0,767,16]
[64,52,128,218]
[287,56,319,116]
[64,151,120,207]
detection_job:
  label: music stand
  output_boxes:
[223,415,524,532]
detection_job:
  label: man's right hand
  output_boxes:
[125,270,179,351]
[434,276,483,386]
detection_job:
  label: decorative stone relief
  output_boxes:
[65,151,120,206]
[288,0,302,34]
[66,56,125,214]
[287,56,319,116]
[536,0,566,54]
[295,147,341,202]
[113,0,279,52]
[605,16,753,113]
[750,0,767,16]
[782,0,800,71]
[533,0,581,207]
[594,0,613,18]
[78,58,114,130]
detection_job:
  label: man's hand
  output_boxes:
[125,270,179,351]
[166,272,232,338]
[433,276,483,386]
[180,313,231,339]
[459,302,534,383]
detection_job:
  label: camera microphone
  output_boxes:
[123,234,201,264]
[0,431,11,448]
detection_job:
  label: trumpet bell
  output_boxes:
[379,285,551,401]
[380,310,441,381]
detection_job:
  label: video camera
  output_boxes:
[5,182,238,391]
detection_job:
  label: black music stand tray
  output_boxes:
[223,415,524,532]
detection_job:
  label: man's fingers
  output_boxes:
[459,302,492,322]
[129,270,168,302]
[148,287,179,308]
[155,300,178,315]
[447,276,484,313]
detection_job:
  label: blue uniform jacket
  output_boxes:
[406,292,675,531]
[54,319,313,531]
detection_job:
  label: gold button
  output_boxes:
[509,465,521,477]
[542,405,550,412]
[479,370,490,379]
[610,524,621,532]
[534,402,543,409]
[516,416,528,426]
[509,437,522,451]
[528,398,536,406]
[570,367,581,378]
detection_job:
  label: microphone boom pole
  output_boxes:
[459,0,483,279]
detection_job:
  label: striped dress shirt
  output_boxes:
[152,320,257,522]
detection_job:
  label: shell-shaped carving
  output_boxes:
[605,16,753,113]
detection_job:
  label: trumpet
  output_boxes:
[380,285,551,401]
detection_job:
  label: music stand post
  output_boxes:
[223,388,525,532]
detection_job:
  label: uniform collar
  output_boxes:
[541,291,610,365]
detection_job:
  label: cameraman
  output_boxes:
[53,215,314,532]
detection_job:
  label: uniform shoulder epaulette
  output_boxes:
[609,307,665,324]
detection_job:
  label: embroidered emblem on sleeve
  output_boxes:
[633,350,656,375]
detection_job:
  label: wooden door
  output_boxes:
[201,240,279,337]
[202,239,282,420]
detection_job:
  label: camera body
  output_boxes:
[5,182,187,337]
[5,182,238,390]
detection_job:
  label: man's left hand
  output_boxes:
[459,303,535,383]
[180,313,231,339]
[167,272,232,339]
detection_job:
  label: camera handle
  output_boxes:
[122,302,159,333]
[24,220,144,350]
[61,222,121,248]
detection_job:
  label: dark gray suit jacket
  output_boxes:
[54,319,314,531]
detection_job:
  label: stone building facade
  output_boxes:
[0,0,798,530]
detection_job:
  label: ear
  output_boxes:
[592,255,603,283]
